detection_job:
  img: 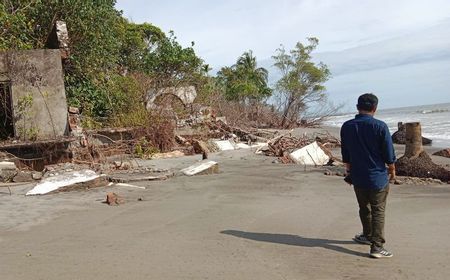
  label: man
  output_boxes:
[340,93,396,259]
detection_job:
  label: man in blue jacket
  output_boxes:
[340,93,396,258]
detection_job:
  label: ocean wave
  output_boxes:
[417,109,449,114]
[422,133,450,140]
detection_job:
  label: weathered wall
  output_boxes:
[146,86,197,110]
[0,49,68,140]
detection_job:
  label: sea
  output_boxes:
[324,102,450,148]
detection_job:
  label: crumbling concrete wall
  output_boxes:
[0,49,68,140]
[46,21,70,59]
[147,86,197,110]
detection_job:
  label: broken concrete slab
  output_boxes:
[31,171,43,180]
[108,171,174,183]
[151,150,185,159]
[236,143,250,149]
[214,140,235,151]
[255,143,270,154]
[115,183,146,190]
[181,161,219,176]
[236,142,267,150]
[0,169,17,183]
[289,141,330,166]
[26,169,104,195]
[0,161,16,170]
[13,171,33,183]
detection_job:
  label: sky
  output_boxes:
[116,0,450,110]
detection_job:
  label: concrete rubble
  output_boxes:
[26,169,106,195]
[289,141,330,166]
[0,161,17,182]
[181,161,219,176]
[214,140,236,151]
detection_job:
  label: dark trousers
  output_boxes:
[354,185,389,249]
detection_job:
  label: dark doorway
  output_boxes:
[0,81,14,140]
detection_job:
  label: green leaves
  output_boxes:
[1,0,207,123]
[272,38,331,127]
[217,51,272,102]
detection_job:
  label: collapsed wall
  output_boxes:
[0,49,69,140]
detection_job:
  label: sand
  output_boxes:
[1,128,450,280]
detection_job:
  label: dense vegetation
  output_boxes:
[1,0,332,129]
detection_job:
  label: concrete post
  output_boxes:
[404,122,423,158]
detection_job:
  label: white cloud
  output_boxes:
[116,0,450,67]
[116,0,450,106]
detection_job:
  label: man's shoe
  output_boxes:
[353,233,371,245]
[370,247,393,258]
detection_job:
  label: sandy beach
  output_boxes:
[1,127,450,280]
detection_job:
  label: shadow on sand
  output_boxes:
[221,230,367,257]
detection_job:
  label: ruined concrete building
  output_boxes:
[0,21,70,141]
[146,86,197,110]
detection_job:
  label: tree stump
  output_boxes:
[392,121,432,145]
[404,122,423,158]
[396,122,450,183]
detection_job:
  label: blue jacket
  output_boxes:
[340,114,396,189]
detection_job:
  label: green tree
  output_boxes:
[273,37,330,128]
[1,0,208,123]
[144,31,207,89]
[217,51,271,102]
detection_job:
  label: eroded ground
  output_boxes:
[1,148,450,280]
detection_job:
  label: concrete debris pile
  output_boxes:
[0,160,40,183]
[261,132,339,165]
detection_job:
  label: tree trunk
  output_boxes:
[404,122,423,158]
[281,99,294,128]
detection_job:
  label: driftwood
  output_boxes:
[208,120,268,143]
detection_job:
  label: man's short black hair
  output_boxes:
[357,93,378,111]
